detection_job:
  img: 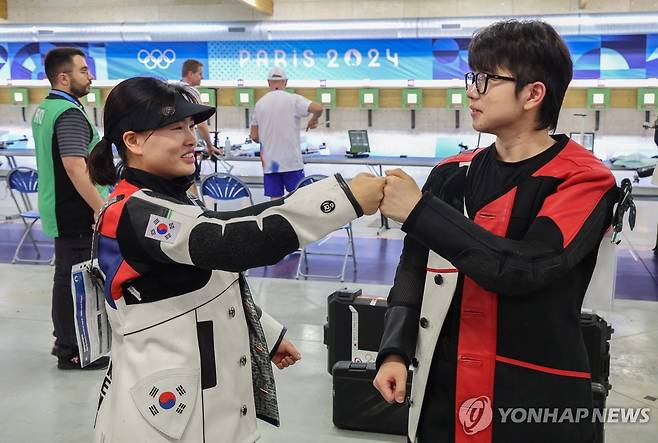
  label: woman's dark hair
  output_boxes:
[88,77,197,186]
[468,20,573,131]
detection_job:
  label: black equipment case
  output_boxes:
[332,361,410,436]
[580,311,614,391]
[591,382,607,443]
[324,288,388,374]
[328,290,614,438]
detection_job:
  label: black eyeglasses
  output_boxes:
[464,71,517,94]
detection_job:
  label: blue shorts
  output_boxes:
[263,170,305,197]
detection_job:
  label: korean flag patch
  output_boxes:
[145,214,181,244]
[130,368,199,440]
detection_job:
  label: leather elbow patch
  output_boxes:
[188,215,299,271]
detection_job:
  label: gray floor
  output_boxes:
[2,270,658,441]
[0,199,657,442]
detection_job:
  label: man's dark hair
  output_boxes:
[182,59,203,78]
[44,47,86,85]
[468,20,573,131]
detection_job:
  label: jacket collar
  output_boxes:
[124,167,194,203]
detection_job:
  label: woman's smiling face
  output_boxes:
[128,117,198,179]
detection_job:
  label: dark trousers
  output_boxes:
[416,356,455,443]
[52,234,92,357]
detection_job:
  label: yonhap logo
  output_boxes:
[458,396,493,435]
[137,49,177,70]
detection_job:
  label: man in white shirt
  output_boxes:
[250,67,323,199]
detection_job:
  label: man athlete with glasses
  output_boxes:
[374,20,619,443]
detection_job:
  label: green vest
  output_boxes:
[32,97,109,237]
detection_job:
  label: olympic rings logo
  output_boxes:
[137,49,177,70]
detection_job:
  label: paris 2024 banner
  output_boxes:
[1,34,657,82]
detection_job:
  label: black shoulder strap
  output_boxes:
[611,178,636,244]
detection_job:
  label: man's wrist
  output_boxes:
[383,354,405,365]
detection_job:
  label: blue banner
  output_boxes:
[208,39,432,80]
[0,42,105,81]
[1,35,658,81]
[105,42,208,80]
[431,38,470,80]
[648,34,658,78]
[568,35,648,79]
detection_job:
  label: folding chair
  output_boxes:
[6,167,54,264]
[199,173,254,208]
[294,175,357,282]
[199,173,255,274]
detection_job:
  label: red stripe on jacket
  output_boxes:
[495,355,591,379]
[100,179,142,302]
[100,180,140,239]
[532,140,616,248]
[455,187,516,443]
[437,148,485,167]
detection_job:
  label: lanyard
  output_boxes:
[49,89,85,113]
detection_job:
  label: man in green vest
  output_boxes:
[32,47,109,370]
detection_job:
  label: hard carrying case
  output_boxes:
[580,311,614,391]
[328,290,614,438]
[591,382,608,443]
[324,288,388,374]
[332,361,410,435]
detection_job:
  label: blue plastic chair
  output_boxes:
[293,175,356,282]
[199,173,255,274]
[199,173,254,207]
[7,167,53,264]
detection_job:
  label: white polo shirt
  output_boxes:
[251,90,311,174]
